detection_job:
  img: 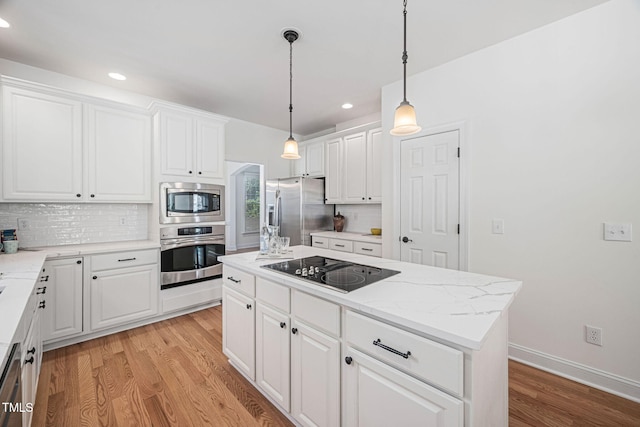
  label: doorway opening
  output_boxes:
[226,161,265,253]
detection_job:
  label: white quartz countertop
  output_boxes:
[219,246,522,350]
[0,239,159,371]
[310,231,382,244]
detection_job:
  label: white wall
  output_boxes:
[382,0,640,399]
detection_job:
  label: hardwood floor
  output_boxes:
[33,306,640,426]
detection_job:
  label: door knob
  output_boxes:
[402,236,413,243]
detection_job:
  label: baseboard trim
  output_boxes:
[509,343,640,403]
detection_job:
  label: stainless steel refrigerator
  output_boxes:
[266,177,334,246]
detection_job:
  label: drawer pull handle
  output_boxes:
[373,338,411,359]
[118,257,137,262]
[227,276,241,283]
[39,301,46,309]
[280,322,286,329]
[27,347,36,355]
[335,244,345,248]
[37,286,47,294]
[40,275,49,282]
[25,356,35,365]
[361,248,373,252]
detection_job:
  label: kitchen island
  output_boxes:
[219,246,522,426]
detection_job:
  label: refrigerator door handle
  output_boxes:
[276,195,282,228]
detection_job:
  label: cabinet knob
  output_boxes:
[345,356,353,365]
[93,275,97,280]
[198,171,202,175]
[188,170,193,174]
[280,322,286,329]
[76,193,81,198]
[246,303,252,310]
[90,194,95,198]
[368,197,371,200]
[77,260,82,264]
[362,197,365,200]
[291,328,298,335]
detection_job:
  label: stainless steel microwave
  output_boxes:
[160,182,225,224]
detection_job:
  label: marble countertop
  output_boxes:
[0,239,159,373]
[219,246,522,350]
[310,231,382,244]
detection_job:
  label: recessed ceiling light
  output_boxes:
[342,103,353,109]
[0,17,10,28]
[108,72,127,81]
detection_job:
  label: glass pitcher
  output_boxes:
[267,225,280,256]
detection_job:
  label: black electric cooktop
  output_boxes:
[261,256,401,293]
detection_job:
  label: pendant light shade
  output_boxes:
[281,30,301,159]
[390,0,421,136]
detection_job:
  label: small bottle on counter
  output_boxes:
[259,223,270,255]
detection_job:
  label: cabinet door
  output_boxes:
[256,303,290,411]
[2,85,83,201]
[196,118,225,179]
[90,264,159,331]
[42,258,83,342]
[292,145,306,177]
[85,104,152,202]
[22,304,42,427]
[366,128,382,203]
[342,132,367,203]
[343,347,463,427]
[324,138,342,203]
[159,110,194,177]
[222,286,256,380]
[291,320,340,427]
[305,142,325,177]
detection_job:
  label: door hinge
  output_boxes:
[457,224,460,234]
[457,147,460,158]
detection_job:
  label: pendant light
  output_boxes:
[390,0,421,136]
[281,30,301,159]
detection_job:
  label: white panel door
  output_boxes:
[222,287,256,380]
[400,131,460,269]
[256,303,290,411]
[196,118,225,179]
[42,258,84,342]
[305,141,325,177]
[343,347,463,427]
[159,111,194,176]
[366,128,383,203]
[291,320,340,427]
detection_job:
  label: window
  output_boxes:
[244,172,260,233]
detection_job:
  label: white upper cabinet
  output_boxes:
[85,104,151,202]
[1,78,152,203]
[153,102,227,181]
[292,140,325,177]
[2,83,83,201]
[324,125,382,205]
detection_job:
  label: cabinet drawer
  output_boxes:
[354,242,381,257]
[256,277,290,313]
[292,290,340,337]
[329,238,353,253]
[312,237,329,249]
[223,265,256,297]
[91,249,158,271]
[345,310,463,397]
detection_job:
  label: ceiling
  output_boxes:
[0,0,607,136]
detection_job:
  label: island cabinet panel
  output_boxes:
[345,310,464,397]
[291,318,340,427]
[343,347,463,427]
[41,258,84,343]
[224,265,256,297]
[222,286,256,380]
[255,302,290,411]
[292,289,340,337]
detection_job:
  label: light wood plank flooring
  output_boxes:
[33,306,640,426]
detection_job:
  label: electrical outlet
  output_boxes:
[585,325,603,346]
[603,222,632,242]
[18,218,30,230]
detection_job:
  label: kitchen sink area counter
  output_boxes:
[220,245,522,426]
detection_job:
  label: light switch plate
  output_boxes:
[492,219,504,234]
[603,222,632,242]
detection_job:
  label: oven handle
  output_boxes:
[161,236,225,251]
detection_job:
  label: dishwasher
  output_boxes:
[0,342,22,427]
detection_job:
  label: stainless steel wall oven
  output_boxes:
[160,225,225,290]
[160,182,225,224]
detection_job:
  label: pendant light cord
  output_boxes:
[402,0,408,103]
[289,38,294,139]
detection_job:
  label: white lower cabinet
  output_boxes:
[41,257,84,343]
[256,302,290,411]
[89,249,159,331]
[22,276,45,427]
[291,319,340,427]
[343,347,463,427]
[222,286,256,380]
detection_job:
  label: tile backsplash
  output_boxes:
[0,203,148,248]
[334,204,382,234]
